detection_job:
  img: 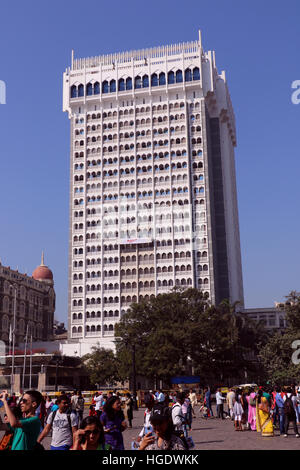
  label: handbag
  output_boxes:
[0,431,13,451]
[249,396,256,406]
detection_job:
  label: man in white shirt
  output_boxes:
[172,392,186,436]
[94,392,103,420]
[226,388,235,420]
[189,389,198,418]
[37,395,78,450]
[216,389,226,420]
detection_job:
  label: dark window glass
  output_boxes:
[176,70,183,83]
[185,69,192,82]
[159,73,166,85]
[71,85,77,98]
[86,83,93,95]
[193,67,200,81]
[78,84,84,97]
[102,81,109,94]
[118,79,125,91]
[110,80,116,92]
[142,75,149,88]
[126,77,132,90]
[135,76,142,89]
[168,71,175,84]
[151,74,158,87]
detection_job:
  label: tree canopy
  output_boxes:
[114,288,266,384]
[259,291,300,384]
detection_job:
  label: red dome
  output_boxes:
[32,265,53,281]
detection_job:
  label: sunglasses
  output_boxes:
[20,398,30,404]
[85,429,100,436]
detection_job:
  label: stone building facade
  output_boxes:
[0,255,55,346]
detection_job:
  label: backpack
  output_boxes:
[284,397,295,417]
[249,396,256,407]
[50,409,73,432]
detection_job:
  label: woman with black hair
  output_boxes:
[124,393,134,428]
[100,396,127,450]
[72,416,111,450]
[139,404,186,450]
[233,388,244,431]
[256,389,274,437]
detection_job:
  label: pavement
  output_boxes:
[2,405,300,450]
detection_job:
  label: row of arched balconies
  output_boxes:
[70,68,200,98]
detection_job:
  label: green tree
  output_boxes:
[259,291,300,384]
[82,346,119,387]
[115,288,265,384]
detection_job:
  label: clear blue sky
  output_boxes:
[0,0,299,322]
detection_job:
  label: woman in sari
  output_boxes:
[256,389,274,437]
[246,388,257,431]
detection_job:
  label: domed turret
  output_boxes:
[32,252,53,284]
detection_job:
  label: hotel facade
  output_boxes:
[63,33,244,352]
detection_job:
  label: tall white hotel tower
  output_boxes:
[63,32,244,353]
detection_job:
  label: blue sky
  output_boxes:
[0,0,299,322]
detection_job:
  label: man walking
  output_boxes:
[172,392,187,438]
[283,389,300,438]
[76,391,85,426]
[204,387,213,417]
[37,395,78,450]
[94,391,103,420]
[275,386,286,436]
[189,389,197,418]
[226,388,235,420]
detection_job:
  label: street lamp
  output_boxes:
[53,355,62,392]
[10,285,17,395]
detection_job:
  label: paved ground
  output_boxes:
[2,405,300,449]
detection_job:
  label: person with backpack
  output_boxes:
[275,386,286,436]
[172,392,188,439]
[138,403,186,450]
[37,394,78,450]
[0,390,43,451]
[283,388,300,438]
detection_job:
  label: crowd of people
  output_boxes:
[1,384,300,450]
[203,384,300,438]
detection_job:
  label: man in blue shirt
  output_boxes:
[275,386,285,435]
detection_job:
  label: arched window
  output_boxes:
[151,74,158,87]
[71,85,77,98]
[110,80,116,92]
[78,84,84,97]
[176,70,183,83]
[185,68,192,82]
[102,81,109,94]
[193,67,200,81]
[94,82,100,94]
[142,75,149,88]
[126,77,132,90]
[119,78,125,91]
[135,76,142,89]
[86,83,93,96]
[168,71,175,84]
[159,72,166,86]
